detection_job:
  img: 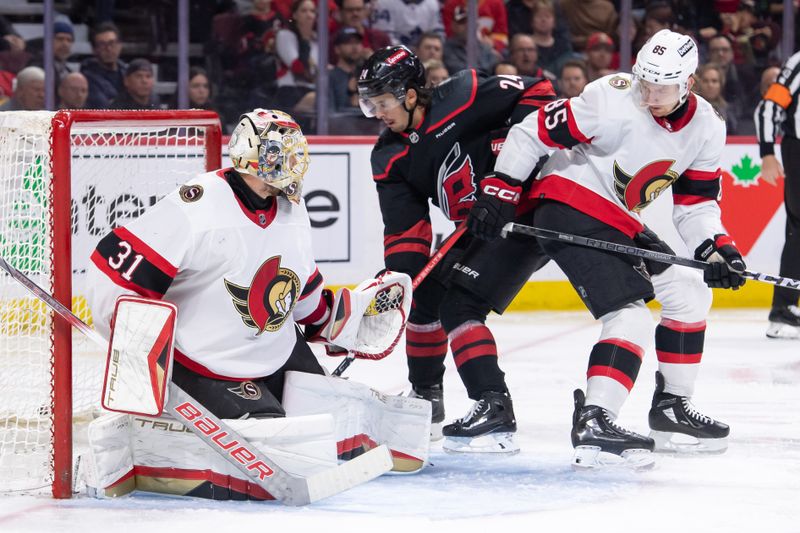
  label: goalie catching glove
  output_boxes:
[308,271,412,360]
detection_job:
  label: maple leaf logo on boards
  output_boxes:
[730,154,761,187]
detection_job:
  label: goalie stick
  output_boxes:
[0,255,392,506]
[501,223,800,291]
[332,221,469,377]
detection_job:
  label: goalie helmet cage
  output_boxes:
[0,110,222,498]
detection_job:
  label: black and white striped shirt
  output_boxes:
[755,50,800,157]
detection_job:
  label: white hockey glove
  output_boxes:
[324,271,412,360]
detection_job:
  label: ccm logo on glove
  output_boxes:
[483,183,519,204]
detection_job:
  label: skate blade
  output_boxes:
[571,445,655,471]
[430,422,443,442]
[650,430,728,454]
[442,432,520,455]
[766,322,800,339]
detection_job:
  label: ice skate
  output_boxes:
[766,305,800,339]
[409,383,445,441]
[442,391,519,454]
[648,371,729,454]
[571,389,655,471]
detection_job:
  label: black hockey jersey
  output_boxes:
[369,69,556,278]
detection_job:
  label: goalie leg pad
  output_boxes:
[83,412,339,500]
[282,371,431,473]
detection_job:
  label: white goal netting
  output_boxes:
[0,111,219,494]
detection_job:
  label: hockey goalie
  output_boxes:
[81,109,428,501]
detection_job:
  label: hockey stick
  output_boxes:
[332,221,469,377]
[0,255,392,506]
[501,222,800,291]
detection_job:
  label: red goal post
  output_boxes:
[0,110,222,498]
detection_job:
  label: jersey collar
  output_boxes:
[218,169,278,229]
[651,92,697,133]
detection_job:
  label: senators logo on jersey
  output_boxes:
[224,256,301,335]
[437,143,478,221]
[613,160,679,213]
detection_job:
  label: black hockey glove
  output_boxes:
[694,234,747,290]
[634,226,676,276]
[467,172,522,241]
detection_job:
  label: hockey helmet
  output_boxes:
[229,109,309,204]
[632,29,698,109]
[357,45,426,117]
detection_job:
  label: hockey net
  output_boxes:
[0,110,221,497]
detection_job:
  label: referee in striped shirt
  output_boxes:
[754,51,800,339]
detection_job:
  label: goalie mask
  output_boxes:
[229,109,310,203]
[632,30,698,112]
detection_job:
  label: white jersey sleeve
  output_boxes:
[495,76,612,182]
[671,102,727,253]
[87,196,192,339]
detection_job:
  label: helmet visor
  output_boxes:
[358,91,406,118]
[634,78,681,109]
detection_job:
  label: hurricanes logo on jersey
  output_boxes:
[224,256,300,335]
[437,143,478,220]
[613,160,679,213]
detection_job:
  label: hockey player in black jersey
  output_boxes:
[358,45,555,453]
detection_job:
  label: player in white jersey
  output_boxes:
[467,30,744,468]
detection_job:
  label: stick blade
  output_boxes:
[301,445,393,504]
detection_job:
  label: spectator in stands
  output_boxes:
[0,16,30,74]
[695,62,737,133]
[727,0,780,69]
[81,22,127,109]
[108,58,159,110]
[558,0,618,52]
[530,0,573,75]
[170,67,216,111]
[241,0,284,62]
[274,0,318,115]
[0,16,25,53]
[0,66,45,111]
[443,6,499,75]
[442,0,509,54]
[58,72,89,109]
[508,33,553,79]
[27,19,76,104]
[494,61,518,75]
[584,31,614,81]
[557,58,588,98]
[332,0,391,63]
[415,32,444,63]
[370,0,444,47]
[328,27,363,112]
[424,59,450,87]
[707,34,754,131]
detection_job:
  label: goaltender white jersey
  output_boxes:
[87,170,327,380]
[496,73,727,251]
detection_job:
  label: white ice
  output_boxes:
[1,309,798,533]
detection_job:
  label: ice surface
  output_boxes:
[1,309,798,533]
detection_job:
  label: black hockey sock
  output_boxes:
[449,323,506,400]
[406,321,448,387]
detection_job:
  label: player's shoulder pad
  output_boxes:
[371,130,408,179]
[429,69,478,117]
[690,94,728,140]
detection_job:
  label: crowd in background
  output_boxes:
[0,0,794,134]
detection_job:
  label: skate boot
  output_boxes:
[766,305,800,339]
[571,389,655,471]
[648,371,729,454]
[409,383,445,441]
[442,391,519,454]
